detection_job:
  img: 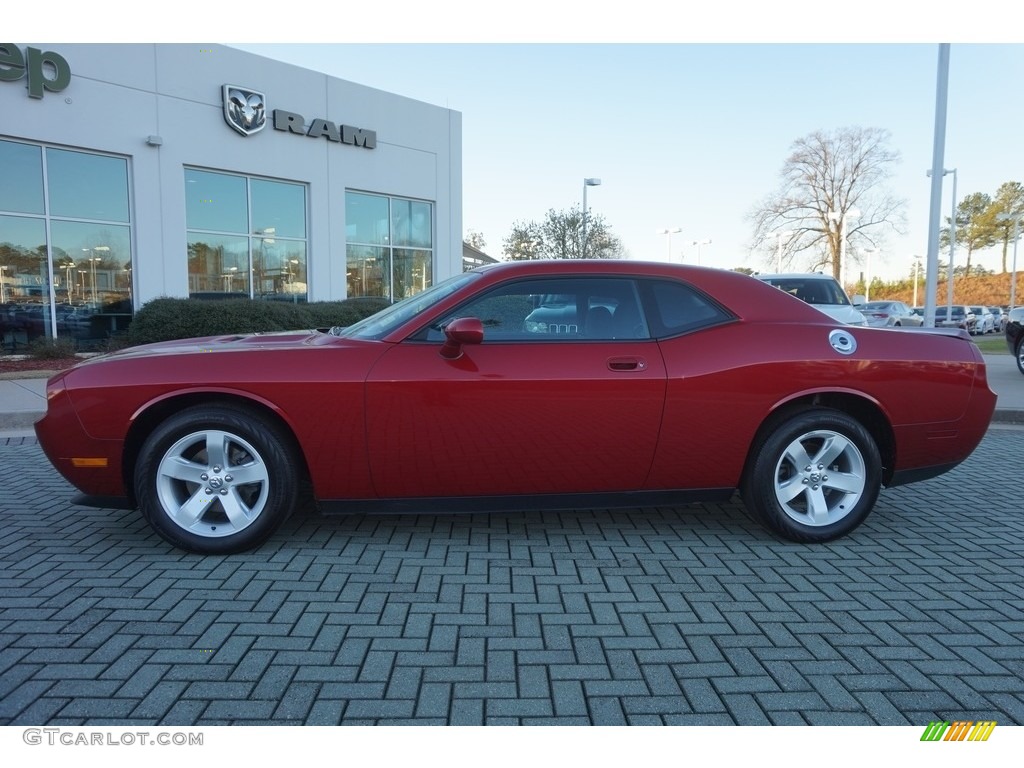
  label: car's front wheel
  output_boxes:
[1016,339,1024,376]
[134,405,299,554]
[742,408,882,542]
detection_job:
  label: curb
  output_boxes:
[992,408,1024,426]
[0,413,43,431]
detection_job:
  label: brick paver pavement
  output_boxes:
[1,430,1022,725]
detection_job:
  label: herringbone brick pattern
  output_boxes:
[1,431,1022,725]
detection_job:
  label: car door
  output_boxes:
[363,276,667,499]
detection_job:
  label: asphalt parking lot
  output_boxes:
[1,428,1022,726]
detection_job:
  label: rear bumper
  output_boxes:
[888,364,996,484]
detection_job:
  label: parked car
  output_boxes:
[755,273,867,325]
[859,300,924,328]
[934,305,977,334]
[1006,306,1024,375]
[35,261,995,554]
[969,306,995,335]
[989,306,1008,334]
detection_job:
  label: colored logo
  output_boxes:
[920,721,996,742]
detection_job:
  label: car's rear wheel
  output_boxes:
[134,405,298,554]
[742,408,881,542]
[1016,339,1024,375]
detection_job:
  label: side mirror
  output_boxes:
[440,317,484,359]
[852,294,866,307]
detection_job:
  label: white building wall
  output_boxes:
[0,42,462,305]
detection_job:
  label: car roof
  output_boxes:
[755,272,839,281]
[425,260,841,335]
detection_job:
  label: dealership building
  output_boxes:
[0,43,463,349]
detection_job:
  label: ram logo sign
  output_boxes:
[222,85,267,136]
[220,84,376,149]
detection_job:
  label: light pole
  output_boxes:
[256,228,275,298]
[581,178,601,258]
[64,262,76,302]
[83,246,110,306]
[912,256,922,307]
[775,231,793,273]
[828,208,860,289]
[997,212,1022,308]
[862,247,878,302]
[691,238,711,266]
[927,168,957,317]
[657,228,681,261]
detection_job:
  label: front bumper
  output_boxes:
[34,375,128,499]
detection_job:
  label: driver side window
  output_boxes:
[417,277,649,342]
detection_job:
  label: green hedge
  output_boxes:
[125,296,391,346]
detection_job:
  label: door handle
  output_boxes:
[607,357,647,371]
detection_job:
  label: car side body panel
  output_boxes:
[363,339,668,497]
[644,320,993,489]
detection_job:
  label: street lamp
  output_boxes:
[997,212,1022,308]
[862,247,878,302]
[256,228,276,298]
[775,231,793,273]
[691,238,711,266]
[828,208,860,289]
[581,178,601,258]
[912,256,922,307]
[64,262,76,302]
[927,168,957,317]
[82,246,110,306]
[223,265,239,292]
[657,228,682,261]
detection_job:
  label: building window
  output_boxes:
[185,169,308,301]
[0,139,133,352]
[345,191,433,301]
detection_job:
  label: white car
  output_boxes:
[969,306,994,335]
[755,273,867,326]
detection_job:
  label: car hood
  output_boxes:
[74,330,324,367]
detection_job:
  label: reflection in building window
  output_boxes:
[346,191,433,302]
[0,139,133,352]
[185,169,308,302]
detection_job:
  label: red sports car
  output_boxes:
[35,261,996,554]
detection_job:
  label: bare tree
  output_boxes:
[750,127,905,281]
[502,206,625,260]
[463,229,487,250]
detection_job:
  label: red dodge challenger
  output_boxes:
[35,261,996,554]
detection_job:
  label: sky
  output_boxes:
[13,3,1024,285]
[229,41,1023,283]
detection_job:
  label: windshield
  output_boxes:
[760,277,850,306]
[332,272,481,340]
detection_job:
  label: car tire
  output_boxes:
[134,404,299,554]
[1016,339,1024,376]
[741,408,882,543]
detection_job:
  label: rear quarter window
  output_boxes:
[643,280,733,338]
